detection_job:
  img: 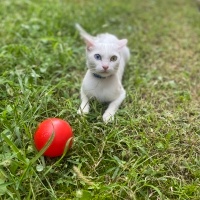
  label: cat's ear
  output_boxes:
[75,24,95,50]
[118,39,128,49]
[82,35,95,51]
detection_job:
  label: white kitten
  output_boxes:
[76,24,130,123]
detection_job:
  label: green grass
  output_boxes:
[0,0,200,199]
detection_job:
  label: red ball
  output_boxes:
[34,118,73,157]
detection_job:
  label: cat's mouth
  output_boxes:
[101,71,109,73]
[100,68,113,73]
[99,71,114,78]
[90,68,114,76]
[99,71,112,76]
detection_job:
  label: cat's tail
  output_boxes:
[75,23,94,40]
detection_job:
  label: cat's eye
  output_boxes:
[94,54,102,60]
[110,55,117,62]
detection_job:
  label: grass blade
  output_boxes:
[17,132,55,189]
[1,134,25,162]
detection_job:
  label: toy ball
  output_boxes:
[34,118,73,157]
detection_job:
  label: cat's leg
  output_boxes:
[103,89,126,123]
[77,88,90,114]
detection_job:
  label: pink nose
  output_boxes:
[102,66,109,70]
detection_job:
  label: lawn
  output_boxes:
[0,0,200,199]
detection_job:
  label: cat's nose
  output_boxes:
[102,66,109,70]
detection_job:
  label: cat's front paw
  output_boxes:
[77,106,89,115]
[103,112,114,123]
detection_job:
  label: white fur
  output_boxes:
[76,24,130,123]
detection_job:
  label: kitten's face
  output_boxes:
[86,43,121,77]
